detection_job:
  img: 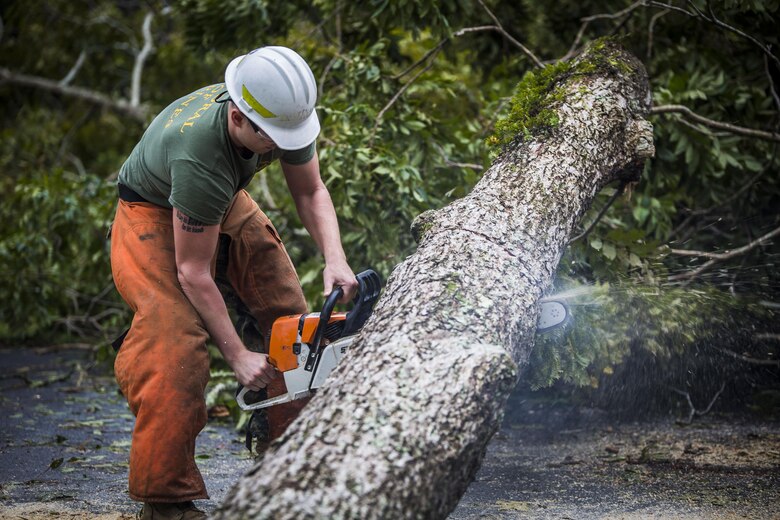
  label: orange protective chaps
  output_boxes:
[110,190,307,502]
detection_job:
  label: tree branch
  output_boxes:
[568,181,628,244]
[0,66,148,121]
[0,9,163,121]
[369,20,543,146]
[716,346,780,366]
[318,8,342,99]
[371,25,498,145]
[670,224,780,260]
[766,53,780,115]
[689,168,769,219]
[646,8,669,60]
[668,224,780,281]
[560,0,646,62]
[376,6,543,143]
[672,382,726,424]
[646,0,780,70]
[687,169,766,219]
[66,153,87,176]
[131,12,155,108]
[393,26,496,81]
[675,116,729,138]
[56,107,94,167]
[84,283,119,319]
[558,4,780,143]
[476,0,543,68]
[433,143,483,171]
[256,171,278,210]
[60,50,87,87]
[370,56,438,145]
[668,145,776,241]
[651,104,780,143]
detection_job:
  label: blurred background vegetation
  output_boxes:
[1,0,778,421]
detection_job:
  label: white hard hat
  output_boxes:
[225,46,320,150]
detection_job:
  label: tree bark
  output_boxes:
[215,41,654,519]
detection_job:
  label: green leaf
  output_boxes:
[602,242,617,261]
[299,269,319,286]
[744,157,763,172]
[633,207,650,225]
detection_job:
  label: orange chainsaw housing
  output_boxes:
[268,313,347,372]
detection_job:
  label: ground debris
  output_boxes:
[452,390,780,519]
[0,503,134,519]
[3,347,780,520]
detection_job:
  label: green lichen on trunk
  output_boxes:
[488,37,636,147]
[410,209,437,243]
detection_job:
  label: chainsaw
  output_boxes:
[236,270,570,411]
[236,269,382,411]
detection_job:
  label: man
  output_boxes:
[110,46,357,519]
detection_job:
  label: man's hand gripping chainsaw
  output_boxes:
[236,269,571,411]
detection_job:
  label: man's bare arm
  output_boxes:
[172,209,275,391]
[281,152,357,301]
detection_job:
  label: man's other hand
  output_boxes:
[232,350,276,391]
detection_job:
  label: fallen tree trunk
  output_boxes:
[215,40,654,519]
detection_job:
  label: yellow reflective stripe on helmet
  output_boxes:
[242,85,276,118]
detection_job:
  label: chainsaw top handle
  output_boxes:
[309,286,344,351]
[309,269,381,355]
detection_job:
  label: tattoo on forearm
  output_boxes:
[176,210,205,233]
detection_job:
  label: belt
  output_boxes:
[118,183,150,203]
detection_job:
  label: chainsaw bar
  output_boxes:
[536,300,570,333]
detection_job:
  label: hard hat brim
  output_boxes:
[225,56,320,151]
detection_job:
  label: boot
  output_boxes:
[137,501,207,520]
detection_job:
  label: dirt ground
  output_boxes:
[453,411,780,519]
[1,346,778,519]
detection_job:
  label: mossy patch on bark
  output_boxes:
[488,37,636,147]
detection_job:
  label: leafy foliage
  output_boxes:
[529,279,776,390]
[0,117,117,339]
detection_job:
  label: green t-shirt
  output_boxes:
[118,84,315,225]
